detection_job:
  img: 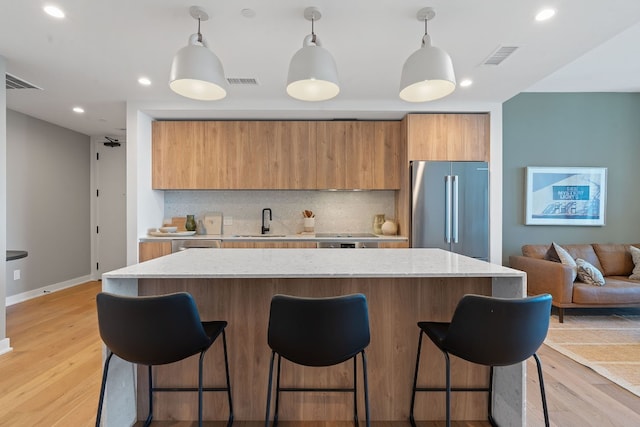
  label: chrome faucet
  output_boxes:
[262,208,272,234]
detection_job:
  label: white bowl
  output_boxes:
[159,226,177,233]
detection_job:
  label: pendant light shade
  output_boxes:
[400,8,456,102]
[169,6,227,101]
[287,7,339,102]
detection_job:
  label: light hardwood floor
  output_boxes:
[1,281,639,426]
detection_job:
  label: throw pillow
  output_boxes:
[548,242,577,281]
[576,258,606,286]
[630,246,640,280]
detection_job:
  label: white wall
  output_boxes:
[0,55,9,354]
[5,110,91,301]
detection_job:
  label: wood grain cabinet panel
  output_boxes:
[138,242,171,262]
[152,121,205,189]
[222,241,316,248]
[153,120,402,190]
[406,113,489,161]
[316,121,402,190]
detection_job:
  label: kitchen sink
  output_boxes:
[233,234,288,238]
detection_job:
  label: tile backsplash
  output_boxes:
[164,190,396,235]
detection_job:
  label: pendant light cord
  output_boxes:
[310,15,317,44]
[197,17,203,43]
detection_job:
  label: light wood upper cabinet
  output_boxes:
[248,121,316,189]
[152,121,205,189]
[405,113,489,161]
[316,121,401,190]
[153,120,401,190]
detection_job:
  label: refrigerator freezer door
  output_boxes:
[450,162,489,259]
[411,161,451,249]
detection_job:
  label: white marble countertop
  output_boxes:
[139,233,407,242]
[103,248,523,279]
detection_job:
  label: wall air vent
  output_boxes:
[6,73,43,90]
[483,46,519,66]
[227,77,259,85]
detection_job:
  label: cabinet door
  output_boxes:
[139,242,171,262]
[406,113,489,161]
[316,121,347,189]
[152,121,205,189]
[373,121,402,189]
[345,122,376,189]
[222,241,316,248]
[202,121,247,189]
[272,121,316,189]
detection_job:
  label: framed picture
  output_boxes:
[525,166,607,226]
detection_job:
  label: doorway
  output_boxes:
[94,140,126,277]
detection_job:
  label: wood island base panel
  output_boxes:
[101,249,526,427]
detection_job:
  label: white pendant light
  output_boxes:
[169,6,227,101]
[399,7,456,102]
[287,7,339,102]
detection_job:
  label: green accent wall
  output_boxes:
[502,93,640,265]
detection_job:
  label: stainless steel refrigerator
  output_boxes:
[411,161,489,260]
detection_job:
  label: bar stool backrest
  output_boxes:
[96,292,212,366]
[267,293,370,367]
[443,294,552,366]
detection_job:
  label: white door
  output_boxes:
[96,141,126,276]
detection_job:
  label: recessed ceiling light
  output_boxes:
[459,79,473,88]
[535,8,556,21]
[43,5,65,18]
[241,8,256,18]
[72,106,85,114]
[138,77,152,86]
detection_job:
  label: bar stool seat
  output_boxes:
[409,293,552,427]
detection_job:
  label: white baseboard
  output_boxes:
[0,338,12,355]
[5,275,93,306]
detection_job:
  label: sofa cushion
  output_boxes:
[521,244,549,259]
[593,243,635,276]
[576,258,605,286]
[562,244,603,272]
[573,278,640,304]
[549,243,577,281]
[630,246,640,280]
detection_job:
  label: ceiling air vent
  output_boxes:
[483,46,519,66]
[6,73,42,90]
[227,77,258,85]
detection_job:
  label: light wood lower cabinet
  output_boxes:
[138,242,171,262]
[222,241,317,248]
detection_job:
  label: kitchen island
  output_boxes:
[101,248,526,427]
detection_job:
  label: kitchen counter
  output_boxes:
[107,247,515,279]
[6,250,28,261]
[139,233,407,243]
[101,249,525,427]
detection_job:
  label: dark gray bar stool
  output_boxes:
[95,292,233,427]
[410,293,552,427]
[265,293,371,427]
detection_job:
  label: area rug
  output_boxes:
[544,312,640,397]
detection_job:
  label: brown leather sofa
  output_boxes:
[509,243,640,322]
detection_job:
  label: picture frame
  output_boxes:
[525,166,607,226]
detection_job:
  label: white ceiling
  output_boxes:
[2,1,640,138]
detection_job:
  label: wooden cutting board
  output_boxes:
[171,217,187,232]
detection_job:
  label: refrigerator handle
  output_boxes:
[452,175,459,243]
[445,175,452,243]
